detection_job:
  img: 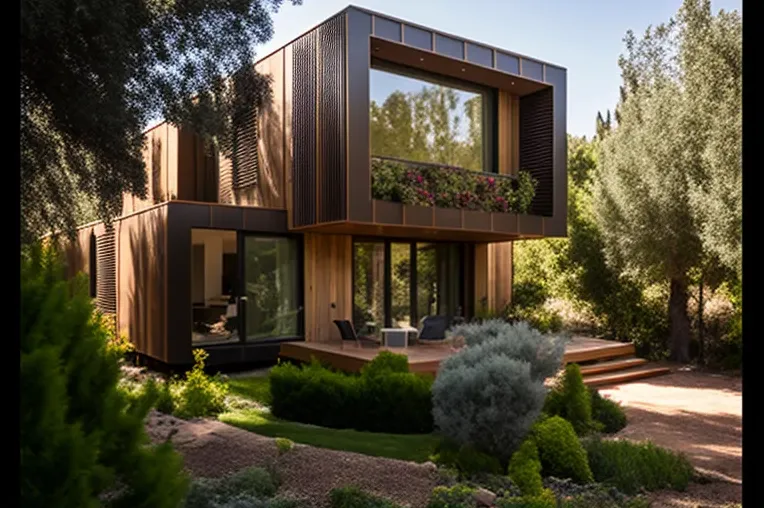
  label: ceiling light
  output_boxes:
[511,81,515,85]
[461,67,466,72]
[420,57,424,61]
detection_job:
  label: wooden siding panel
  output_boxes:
[285,45,294,228]
[117,206,168,361]
[256,50,286,209]
[303,233,352,343]
[473,241,513,313]
[95,225,117,315]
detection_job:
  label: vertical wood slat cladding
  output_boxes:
[318,14,347,222]
[292,29,318,227]
[96,225,117,314]
[473,242,513,312]
[303,233,352,342]
[519,87,554,217]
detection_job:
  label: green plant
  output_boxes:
[183,467,283,508]
[360,350,410,377]
[174,349,229,419]
[329,486,402,508]
[588,388,627,434]
[507,440,543,496]
[495,489,556,508]
[432,322,566,464]
[269,355,433,434]
[432,440,503,476]
[560,488,650,508]
[583,436,694,494]
[532,416,593,484]
[21,244,188,508]
[370,158,537,215]
[426,485,477,508]
[275,438,294,455]
[543,364,593,436]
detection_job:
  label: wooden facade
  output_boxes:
[64,6,566,366]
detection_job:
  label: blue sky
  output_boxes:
[255,0,742,138]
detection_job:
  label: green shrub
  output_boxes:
[495,489,556,508]
[329,486,402,508]
[448,318,513,347]
[433,322,566,464]
[174,349,229,419]
[183,467,286,508]
[543,364,593,435]
[270,355,432,434]
[559,487,650,508]
[275,438,294,455]
[426,484,477,508]
[588,388,627,434]
[507,440,543,496]
[532,417,593,484]
[21,244,187,508]
[583,436,694,494]
[432,440,503,476]
[360,351,410,376]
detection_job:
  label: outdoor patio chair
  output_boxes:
[333,320,381,349]
[416,315,451,346]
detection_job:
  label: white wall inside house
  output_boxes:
[191,229,237,306]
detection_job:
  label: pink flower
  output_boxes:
[416,175,423,184]
[488,177,495,186]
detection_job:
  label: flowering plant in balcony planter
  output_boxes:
[371,157,537,214]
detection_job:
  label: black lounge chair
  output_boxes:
[416,315,450,345]
[333,320,381,349]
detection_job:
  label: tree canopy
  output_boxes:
[21,0,300,243]
[593,0,741,361]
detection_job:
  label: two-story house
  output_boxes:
[61,6,567,367]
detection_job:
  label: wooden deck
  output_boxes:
[279,336,642,378]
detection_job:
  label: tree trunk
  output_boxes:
[669,277,692,363]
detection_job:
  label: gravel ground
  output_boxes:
[147,411,439,508]
[146,366,742,508]
[598,366,742,507]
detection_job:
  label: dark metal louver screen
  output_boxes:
[519,87,554,217]
[292,29,318,227]
[96,226,117,315]
[232,104,259,190]
[318,14,347,222]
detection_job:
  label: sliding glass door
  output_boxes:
[241,235,301,342]
[353,239,467,333]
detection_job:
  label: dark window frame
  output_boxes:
[370,57,499,174]
[351,237,471,331]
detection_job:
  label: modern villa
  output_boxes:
[60,5,568,368]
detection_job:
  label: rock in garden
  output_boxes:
[473,487,496,506]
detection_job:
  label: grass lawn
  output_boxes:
[227,374,272,406]
[223,374,440,462]
[219,408,439,463]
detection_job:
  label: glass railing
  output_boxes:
[370,155,536,214]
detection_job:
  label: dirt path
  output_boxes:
[599,367,742,507]
[146,411,439,508]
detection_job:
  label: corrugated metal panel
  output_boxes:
[232,104,259,190]
[96,225,117,314]
[318,14,347,223]
[519,87,554,217]
[292,29,318,227]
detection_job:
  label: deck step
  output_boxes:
[584,365,671,387]
[579,357,649,376]
[563,342,636,364]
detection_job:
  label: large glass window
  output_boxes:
[370,62,494,172]
[353,239,466,333]
[243,236,300,341]
[353,242,386,337]
[191,229,240,346]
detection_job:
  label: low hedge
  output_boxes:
[330,487,402,508]
[583,436,695,494]
[270,352,433,434]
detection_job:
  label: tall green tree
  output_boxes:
[21,0,300,243]
[21,245,187,507]
[593,0,741,362]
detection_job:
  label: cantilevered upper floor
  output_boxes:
[126,5,567,242]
